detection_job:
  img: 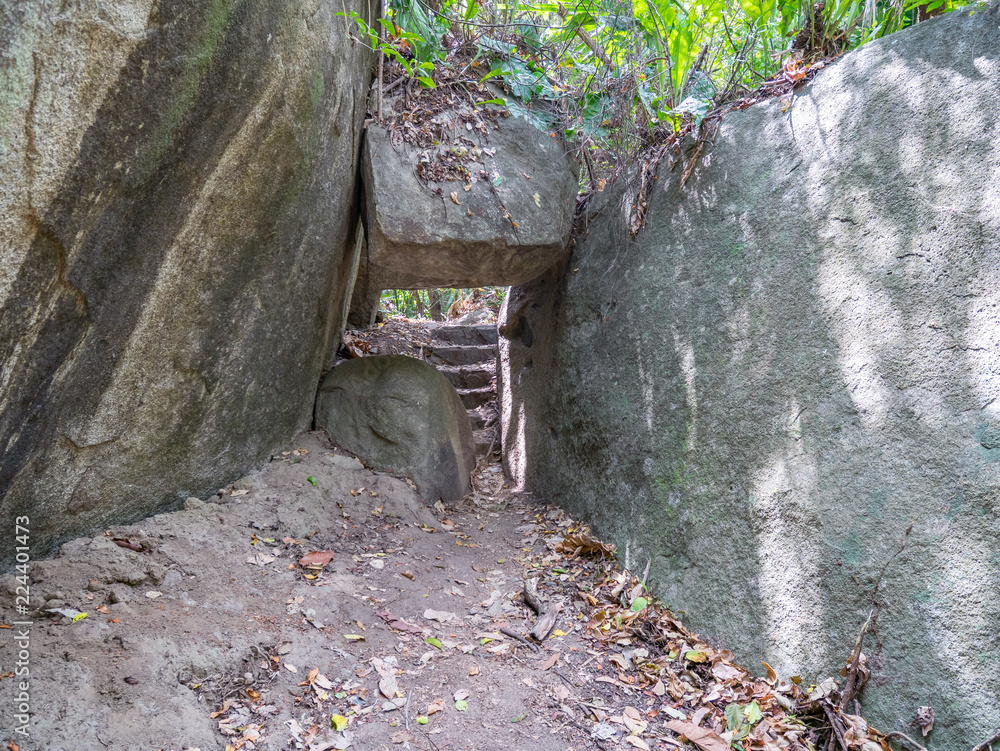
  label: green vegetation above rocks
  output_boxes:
[345,0,979,172]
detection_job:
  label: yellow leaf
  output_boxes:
[551,629,567,637]
[331,714,348,731]
[344,634,365,641]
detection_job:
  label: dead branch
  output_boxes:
[840,525,913,712]
[839,607,874,711]
[523,577,544,614]
[821,702,849,751]
[522,577,564,640]
[556,4,612,68]
[886,731,928,751]
[972,728,1000,751]
[529,601,564,641]
[500,625,540,651]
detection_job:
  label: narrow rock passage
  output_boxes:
[2,429,893,751]
[2,433,601,751]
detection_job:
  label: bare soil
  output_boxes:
[0,432,632,751]
[1,430,889,751]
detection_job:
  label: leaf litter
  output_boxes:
[0,426,910,751]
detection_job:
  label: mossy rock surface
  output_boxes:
[0,0,373,560]
[499,6,1000,748]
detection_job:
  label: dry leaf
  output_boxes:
[626,736,650,750]
[712,661,744,682]
[299,551,336,568]
[537,653,560,671]
[423,609,456,622]
[665,720,729,751]
[450,191,460,205]
[388,619,424,635]
[915,706,934,737]
[555,532,615,559]
[379,675,398,699]
[761,660,778,684]
[426,699,445,715]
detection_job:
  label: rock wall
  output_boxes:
[500,5,1000,747]
[0,0,373,562]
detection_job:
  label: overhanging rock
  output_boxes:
[351,104,578,320]
[499,5,1000,748]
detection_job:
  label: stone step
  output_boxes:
[432,324,498,347]
[473,428,498,457]
[458,387,494,410]
[438,364,494,390]
[428,344,497,366]
[467,403,497,430]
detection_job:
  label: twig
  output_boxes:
[973,728,1000,751]
[500,625,539,651]
[376,25,384,122]
[405,688,412,731]
[552,667,576,688]
[873,524,912,604]
[383,74,406,96]
[640,557,652,590]
[528,601,563,641]
[840,524,913,712]
[886,731,928,751]
[523,578,543,614]
[839,607,874,712]
[821,702,850,751]
[556,3,612,67]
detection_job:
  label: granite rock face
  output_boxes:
[316,355,476,501]
[0,0,373,562]
[500,6,1000,748]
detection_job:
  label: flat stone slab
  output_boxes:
[357,107,577,293]
[433,324,499,347]
[438,365,494,390]
[428,344,497,366]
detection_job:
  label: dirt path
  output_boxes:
[2,431,886,751]
[0,432,612,751]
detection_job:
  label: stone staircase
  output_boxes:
[423,323,499,459]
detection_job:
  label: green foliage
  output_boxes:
[339,10,438,87]
[370,0,977,169]
[725,700,763,740]
[379,287,506,320]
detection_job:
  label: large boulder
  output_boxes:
[0,0,373,563]
[500,6,1000,748]
[348,103,578,320]
[316,355,476,501]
